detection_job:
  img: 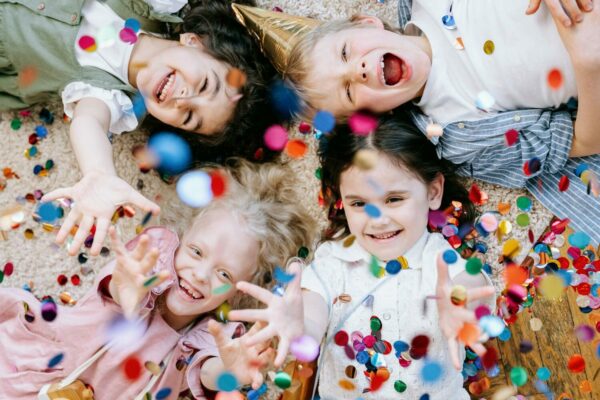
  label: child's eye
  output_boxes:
[346,84,353,103]
[387,197,404,204]
[189,246,202,257]
[350,200,365,207]
[218,270,232,281]
[183,111,192,126]
[341,43,348,62]
[200,77,209,93]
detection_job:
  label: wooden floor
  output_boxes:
[479,226,600,399]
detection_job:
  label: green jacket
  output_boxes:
[0,0,181,110]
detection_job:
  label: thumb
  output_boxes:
[41,187,72,203]
[208,319,228,348]
[436,252,450,289]
[287,261,303,293]
[127,189,161,214]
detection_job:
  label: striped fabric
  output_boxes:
[397,0,600,243]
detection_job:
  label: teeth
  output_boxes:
[371,231,399,239]
[158,73,174,102]
[179,279,202,299]
[380,57,385,85]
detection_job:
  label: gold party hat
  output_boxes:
[231,4,321,74]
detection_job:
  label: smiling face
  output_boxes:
[339,153,443,261]
[163,207,259,329]
[135,34,239,135]
[303,18,431,118]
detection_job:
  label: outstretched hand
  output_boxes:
[527,0,593,27]
[208,320,275,389]
[228,262,305,367]
[435,253,495,370]
[41,171,160,256]
[108,227,168,319]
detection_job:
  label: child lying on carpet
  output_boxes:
[0,0,276,256]
[235,0,600,243]
[229,114,496,399]
[0,160,316,400]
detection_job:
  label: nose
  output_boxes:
[191,266,210,286]
[352,60,368,83]
[371,212,390,227]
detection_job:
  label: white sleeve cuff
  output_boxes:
[62,82,139,134]
[148,0,187,14]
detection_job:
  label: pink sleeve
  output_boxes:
[185,319,245,399]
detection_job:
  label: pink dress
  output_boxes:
[0,227,243,400]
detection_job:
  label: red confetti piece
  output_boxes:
[210,171,227,197]
[123,356,143,380]
[504,129,518,146]
[70,274,81,286]
[468,183,488,206]
[3,262,14,276]
[558,175,570,192]
[528,229,535,243]
[481,346,498,369]
[57,274,68,286]
[298,122,312,134]
[547,68,563,90]
[78,35,97,52]
[567,354,585,373]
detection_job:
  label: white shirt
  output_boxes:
[62,0,186,134]
[302,231,494,400]
[410,0,577,125]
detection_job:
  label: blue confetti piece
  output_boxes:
[148,132,192,175]
[216,371,238,392]
[132,92,147,120]
[47,353,64,368]
[385,260,401,275]
[125,18,141,33]
[37,202,61,223]
[273,266,295,284]
[270,80,301,119]
[364,203,381,218]
[421,361,443,383]
[393,340,409,353]
[35,125,48,138]
[575,163,589,178]
[441,15,456,29]
[498,327,511,341]
[155,387,172,400]
[442,249,458,264]
[313,110,335,132]
[568,231,591,249]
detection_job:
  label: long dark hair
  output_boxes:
[319,109,476,240]
[142,0,279,163]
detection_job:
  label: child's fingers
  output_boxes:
[228,309,267,324]
[236,281,274,305]
[257,347,275,367]
[141,270,169,291]
[447,337,461,370]
[470,342,487,358]
[108,226,127,256]
[246,320,267,336]
[69,215,94,256]
[286,261,303,293]
[132,235,150,262]
[41,187,73,203]
[90,218,110,256]
[560,0,585,22]
[547,0,576,26]
[435,253,450,289]
[140,248,160,274]
[127,190,161,215]
[207,319,229,349]
[242,326,276,348]
[251,370,264,390]
[273,337,290,368]
[454,308,477,324]
[55,209,80,244]
[466,286,495,302]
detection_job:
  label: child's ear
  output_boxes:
[350,14,385,29]
[428,173,445,210]
[179,33,205,49]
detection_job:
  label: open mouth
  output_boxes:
[155,71,175,103]
[367,230,402,240]
[177,277,205,301]
[381,53,406,86]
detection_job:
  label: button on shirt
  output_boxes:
[301,231,493,399]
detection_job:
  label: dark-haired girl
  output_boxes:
[0,0,277,256]
[229,112,496,399]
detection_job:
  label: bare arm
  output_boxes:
[301,289,330,344]
[70,97,116,176]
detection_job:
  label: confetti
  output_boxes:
[547,68,563,89]
[176,171,213,208]
[147,132,192,175]
[313,110,336,132]
[263,125,288,151]
[123,355,142,381]
[284,139,307,159]
[483,40,495,55]
[348,112,378,136]
[216,371,238,392]
[290,335,320,362]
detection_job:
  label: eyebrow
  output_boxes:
[210,69,221,101]
[344,190,410,200]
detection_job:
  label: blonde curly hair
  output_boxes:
[190,159,318,309]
